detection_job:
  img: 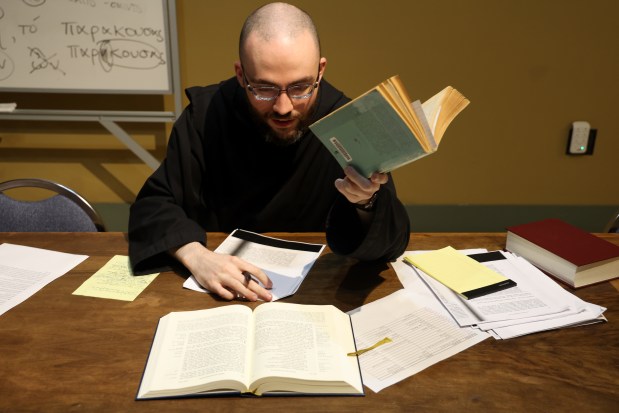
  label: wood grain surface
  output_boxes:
[1,232,617,413]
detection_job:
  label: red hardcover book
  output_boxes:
[506,218,619,288]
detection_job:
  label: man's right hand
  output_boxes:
[172,242,273,301]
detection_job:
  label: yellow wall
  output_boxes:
[1,0,618,206]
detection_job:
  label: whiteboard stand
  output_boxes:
[99,117,164,170]
[0,109,178,170]
[0,0,184,170]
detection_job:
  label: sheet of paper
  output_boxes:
[183,229,325,301]
[348,289,488,393]
[0,243,88,316]
[405,246,512,297]
[73,255,158,301]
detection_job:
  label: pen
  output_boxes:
[242,271,259,286]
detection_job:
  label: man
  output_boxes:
[128,2,410,302]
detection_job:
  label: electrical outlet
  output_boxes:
[567,121,590,155]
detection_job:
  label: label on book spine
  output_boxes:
[329,137,353,162]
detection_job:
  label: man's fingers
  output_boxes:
[341,167,386,200]
[343,166,372,190]
[335,176,379,204]
[343,166,389,187]
[370,172,388,185]
[238,282,272,302]
[242,264,272,289]
[211,284,236,301]
[235,269,272,301]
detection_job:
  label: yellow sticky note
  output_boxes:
[404,247,515,299]
[73,255,158,301]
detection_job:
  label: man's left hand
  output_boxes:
[334,166,387,206]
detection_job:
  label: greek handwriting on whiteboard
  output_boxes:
[0,0,173,93]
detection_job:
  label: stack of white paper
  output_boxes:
[395,250,606,340]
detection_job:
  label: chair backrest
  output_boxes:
[0,178,106,232]
[606,209,619,233]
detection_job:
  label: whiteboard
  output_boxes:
[0,0,174,93]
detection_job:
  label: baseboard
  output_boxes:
[405,205,618,233]
[94,203,131,232]
[93,203,618,234]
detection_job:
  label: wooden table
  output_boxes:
[0,232,617,413]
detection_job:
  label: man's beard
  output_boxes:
[263,118,306,146]
[248,101,317,147]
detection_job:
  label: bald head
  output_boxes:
[239,2,320,63]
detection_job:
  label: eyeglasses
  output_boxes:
[242,68,320,101]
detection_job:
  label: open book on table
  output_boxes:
[309,75,470,177]
[136,302,364,399]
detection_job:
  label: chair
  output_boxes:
[605,209,619,233]
[0,178,106,232]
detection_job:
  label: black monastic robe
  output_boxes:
[128,77,410,274]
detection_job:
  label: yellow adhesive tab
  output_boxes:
[348,337,392,357]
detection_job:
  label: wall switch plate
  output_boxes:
[567,121,595,155]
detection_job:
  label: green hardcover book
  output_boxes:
[310,75,470,177]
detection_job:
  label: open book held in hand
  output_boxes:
[136,303,364,399]
[309,75,470,177]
